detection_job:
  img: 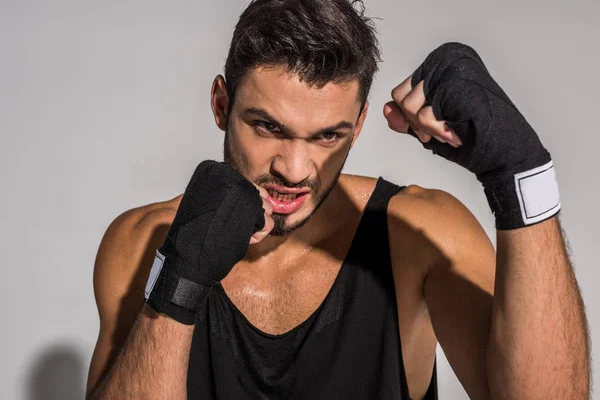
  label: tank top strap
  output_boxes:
[346,177,406,265]
[349,177,438,400]
[366,177,406,214]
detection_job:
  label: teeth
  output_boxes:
[267,189,300,202]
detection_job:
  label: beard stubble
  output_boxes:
[223,130,348,236]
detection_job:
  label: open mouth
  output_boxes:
[264,186,310,214]
[267,189,301,201]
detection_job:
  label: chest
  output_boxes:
[220,252,343,336]
[220,249,437,397]
[219,247,431,341]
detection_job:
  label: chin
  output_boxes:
[269,207,315,236]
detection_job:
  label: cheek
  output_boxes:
[228,120,275,172]
[314,140,351,179]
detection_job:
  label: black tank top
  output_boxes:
[187,177,438,399]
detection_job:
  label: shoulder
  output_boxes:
[338,173,379,192]
[94,195,181,277]
[387,184,495,276]
[110,193,182,236]
[388,183,481,234]
[336,173,380,209]
[92,194,182,326]
[338,175,478,239]
[93,194,183,305]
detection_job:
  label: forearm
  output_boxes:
[486,215,590,399]
[90,304,194,399]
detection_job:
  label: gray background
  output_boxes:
[1,0,598,398]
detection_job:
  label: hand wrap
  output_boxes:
[145,160,265,324]
[409,42,561,229]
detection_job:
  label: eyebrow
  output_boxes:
[243,107,355,137]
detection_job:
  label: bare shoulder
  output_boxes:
[389,184,477,228]
[336,175,490,258]
[87,194,182,395]
[386,183,496,303]
[337,173,380,209]
[388,184,493,261]
[387,183,496,311]
[93,193,183,308]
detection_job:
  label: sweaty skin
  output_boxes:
[88,174,486,400]
[87,65,588,399]
[87,67,487,400]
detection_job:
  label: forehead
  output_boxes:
[234,66,362,129]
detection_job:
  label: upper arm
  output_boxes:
[86,203,176,396]
[388,186,496,400]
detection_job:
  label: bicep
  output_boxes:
[422,193,496,399]
[424,253,494,398]
[389,187,496,399]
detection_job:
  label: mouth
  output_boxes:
[264,185,310,215]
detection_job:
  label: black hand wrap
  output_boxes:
[145,160,265,324]
[409,42,561,229]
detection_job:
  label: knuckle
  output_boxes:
[391,87,403,103]
[398,96,410,111]
[417,107,439,130]
[408,117,422,131]
[416,109,429,124]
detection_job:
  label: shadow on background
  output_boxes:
[26,343,85,400]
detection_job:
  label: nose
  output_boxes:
[270,140,313,186]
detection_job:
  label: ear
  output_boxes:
[350,100,369,148]
[211,75,229,132]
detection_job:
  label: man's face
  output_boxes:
[213,66,368,236]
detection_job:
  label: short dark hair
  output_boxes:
[224,0,381,111]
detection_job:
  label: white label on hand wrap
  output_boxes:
[514,160,561,226]
[144,250,166,300]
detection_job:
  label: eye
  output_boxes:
[255,120,279,133]
[318,132,340,143]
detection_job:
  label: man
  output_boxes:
[86,0,590,399]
